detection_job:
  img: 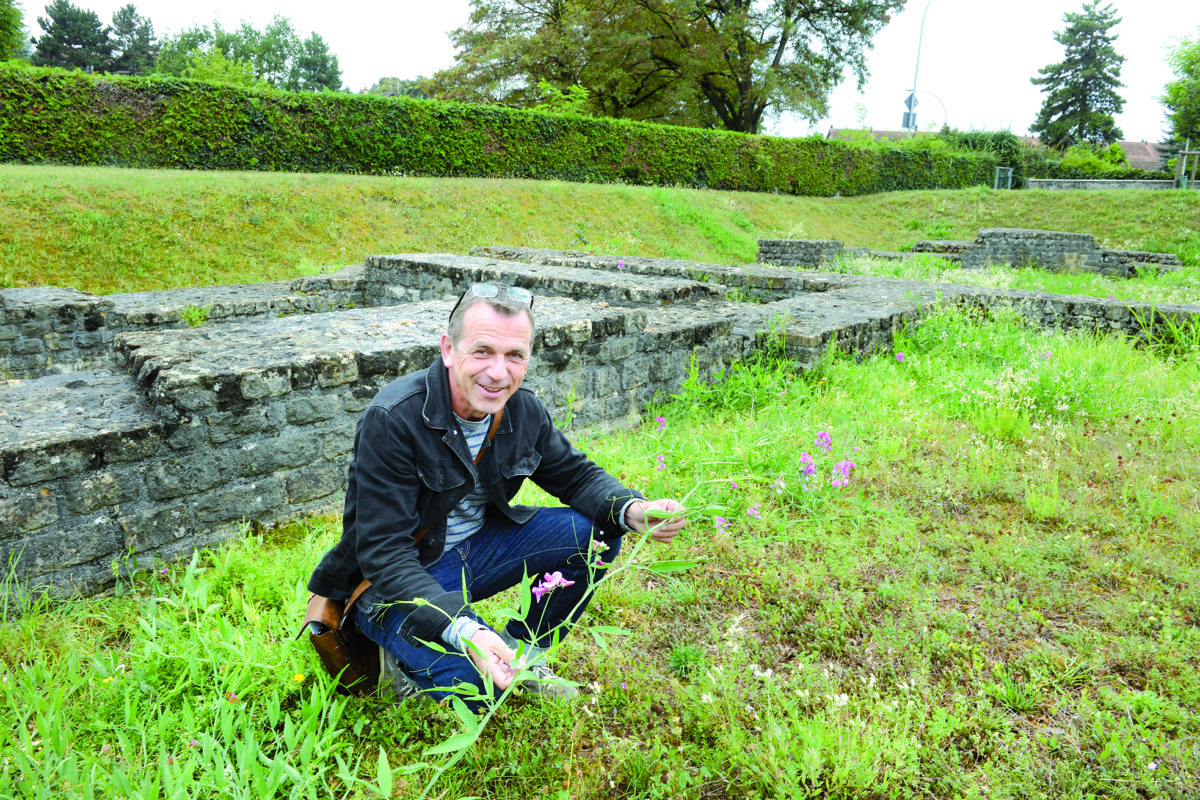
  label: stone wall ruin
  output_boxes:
[2,243,1197,598]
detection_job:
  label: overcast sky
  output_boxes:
[30,0,1200,142]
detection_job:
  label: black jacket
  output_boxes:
[308,357,640,646]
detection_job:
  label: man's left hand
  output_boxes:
[625,499,687,543]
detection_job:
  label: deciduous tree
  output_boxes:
[1162,33,1200,146]
[364,76,430,99]
[429,0,902,134]
[31,0,111,71]
[1,0,28,60]
[154,15,340,92]
[1030,1,1125,148]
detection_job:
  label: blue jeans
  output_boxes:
[351,507,622,705]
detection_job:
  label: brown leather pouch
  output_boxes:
[300,581,379,696]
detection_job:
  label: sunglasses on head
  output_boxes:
[449,283,534,321]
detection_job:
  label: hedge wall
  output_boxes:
[0,63,997,196]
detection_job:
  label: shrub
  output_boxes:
[0,62,996,197]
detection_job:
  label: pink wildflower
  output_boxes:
[532,571,576,603]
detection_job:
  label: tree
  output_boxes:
[31,0,111,71]
[365,76,431,99]
[154,15,340,92]
[1162,33,1200,146]
[152,23,209,76]
[109,4,156,74]
[2,0,29,60]
[288,32,340,92]
[1030,1,1125,149]
[183,47,267,89]
[429,0,903,134]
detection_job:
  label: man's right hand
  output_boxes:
[465,628,517,690]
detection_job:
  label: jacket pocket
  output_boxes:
[501,451,542,480]
[417,462,467,493]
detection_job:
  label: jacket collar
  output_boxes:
[421,356,515,435]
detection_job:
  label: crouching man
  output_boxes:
[307,283,686,706]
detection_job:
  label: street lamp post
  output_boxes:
[904,0,935,136]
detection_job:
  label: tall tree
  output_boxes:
[109,4,155,74]
[429,0,902,134]
[1162,33,1200,147]
[151,23,209,76]
[154,15,339,92]
[2,0,28,60]
[31,0,111,71]
[1030,1,1125,148]
[288,31,340,92]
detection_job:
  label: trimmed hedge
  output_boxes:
[0,63,996,196]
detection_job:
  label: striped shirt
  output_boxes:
[442,414,492,554]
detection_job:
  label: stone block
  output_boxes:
[105,430,164,463]
[343,385,378,413]
[286,462,346,503]
[64,470,141,515]
[121,505,192,551]
[5,442,95,486]
[145,454,226,500]
[240,368,292,400]
[235,434,321,476]
[166,418,210,450]
[192,478,285,525]
[209,404,284,444]
[321,419,358,460]
[0,487,59,537]
[316,354,359,388]
[0,516,119,576]
[286,395,340,425]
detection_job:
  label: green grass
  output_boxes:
[3,303,1198,799]
[2,165,1199,293]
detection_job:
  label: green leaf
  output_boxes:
[376,747,392,797]
[423,731,479,757]
[450,696,479,734]
[642,559,700,575]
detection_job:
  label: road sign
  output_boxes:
[902,112,917,130]
[904,92,919,111]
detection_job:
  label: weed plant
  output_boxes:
[2,305,1198,798]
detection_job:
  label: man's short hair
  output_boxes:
[447,286,536,345]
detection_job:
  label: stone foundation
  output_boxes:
[2,249,1197,597]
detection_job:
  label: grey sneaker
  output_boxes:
[379,647,424,703]
[516,662,579,698]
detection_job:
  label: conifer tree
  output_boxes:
[31,0,112,72]
[1030,1,1125,148]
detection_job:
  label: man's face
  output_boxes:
[440,302,533,421]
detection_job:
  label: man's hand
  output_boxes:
[625,499,687,543]
[465,628,517,690]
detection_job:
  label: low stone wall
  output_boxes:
[755,239,845,268]
[1026,179,1179,191]
[0,270,367,380]
[3,249,1198,598]
[907,228,1182,278]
